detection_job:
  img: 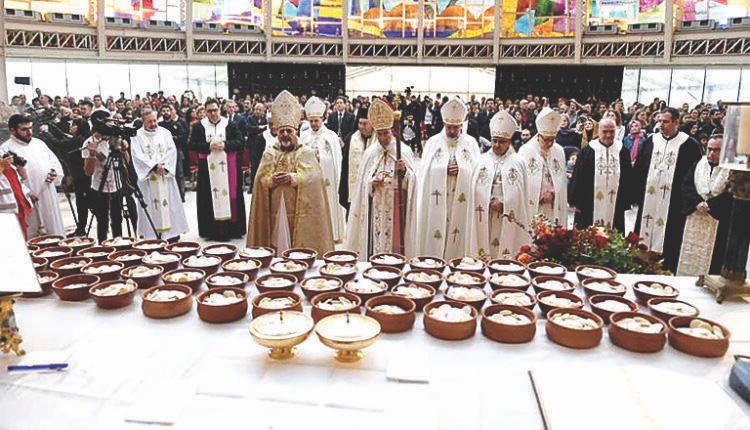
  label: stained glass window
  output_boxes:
[348,0,420,38]
[501,0,575,38]
[193,0,264,29]
[272,0,342,36]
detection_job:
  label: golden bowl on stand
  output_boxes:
[315,313,381,363]
[248,311,314,360]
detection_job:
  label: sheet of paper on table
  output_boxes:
[0,213,41,294]
[531,365,750,430]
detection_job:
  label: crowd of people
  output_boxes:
[0,86,731,276]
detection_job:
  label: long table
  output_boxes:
[1,262,749,429]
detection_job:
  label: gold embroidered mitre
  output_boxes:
[441,97,468,125]
[368,98,394,131]
[304,96,326,119]
[271,90,301,129]
[490,109,517,139]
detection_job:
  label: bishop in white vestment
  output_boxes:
[416,98,480,259]
[468,110,530,259]
[300,97,345,243]
[130,110,189,240]
[345,99,417,259]
[518,107,568,227]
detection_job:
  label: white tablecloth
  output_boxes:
[2,262,749,429]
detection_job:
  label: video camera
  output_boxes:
[92,117,138,140]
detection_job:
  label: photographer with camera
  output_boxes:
[0,114,65,237]
[0,151,33,238]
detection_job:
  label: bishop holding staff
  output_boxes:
[187,99,246,241]
[246,90,334,254]
[415,98,480,259]
[344,99,417,259]
[468,110,530,259]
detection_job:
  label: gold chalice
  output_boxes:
[248,311,314,360]
[315,313,381,363]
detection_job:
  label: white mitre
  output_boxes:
[535,107,562,137]
[304,96,326,119]
[441,98,468,125]
[490,110,517,139]
[368,98,394,132]
[271,90,301,129]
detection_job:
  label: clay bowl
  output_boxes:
[141,284,193,319]
[527,261,567,280]
[196,287,248,323]
[489,288,538,311]
[26,270,58,298]
[132,239,167,253]
[51,274,100,301]
[254,273,298,294]
[88,279,138,309]
[444,285,488,311]
[281,247,318,269]
[363,265,402,289]
[488,272,531,292]
[447,257,487,275]
[322,250,360,265]
[299,276,343,301]
[59,237,97,254]
[221,258,261,281]
[423,300,478,341]
[27,245,39,255]
[344,278,389,303]
[608,311,667,353]
[182,255,222,276]
[319,263,358,284]
[206,271,250,290]
[81,261,124,282]
[161,268,206,293]
[239,246,276,268]
[408,256,447,273]
[445,270,487,289]
[76,246,115,262]
[668,316,730,358]
[202,243,239,262]
[32,257,48,272]
[545,308,604,349]
[120,264,164,289]
[251,290,303,319]
[164,241,201,259]
[50,256,93,278]
[647,297,700,323]
[108,249,147,268]
[536,290,584,318]
[310,291,361,323]
[364,295,416,333]
[487,258,526,275]
[481,304,537,343]
[581,278,627,298]
[101,236,135,251]
[142,251,183,272]
[269,258,309,282]
[369,252,408,270]
[575,265,617,284]
[390,282,437,312]
[632,280,679,304]
[28,234,64,248]
[531,275,576,295]
[403,268,444,291]
[32,246,73,264]
[588,294,639,324]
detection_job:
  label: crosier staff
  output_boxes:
[392,109,405,256]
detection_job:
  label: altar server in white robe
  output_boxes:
[345,99,418,259]
[299,96,345,243]
[0,114,64,236]
[130,110,189,240]
[468,110,530,259]
[518,107,567,226]
[416,98,480,259]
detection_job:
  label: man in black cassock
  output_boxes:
[187,98,246,241]
[632,107,703,272]
[339,107,374,216]
[245,102,268,193]
[159,104,189,202]
[569,118,632,233]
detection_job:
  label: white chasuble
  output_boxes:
[677,159,730,276]
[639,132,688,252]
[518,138,567,227]
[300,125,345,242]
[344,139,417,259]
[468,149,530,259]
[589,139,623,226]
[201,117,231,221]
[347,131,376,203]
[416,132,480,259]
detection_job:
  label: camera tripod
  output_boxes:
[85,138,161,240]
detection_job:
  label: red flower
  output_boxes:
[625,232,640,245]
[593,235,609,249]
[519,245,531,254]
[517,253,533,264]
